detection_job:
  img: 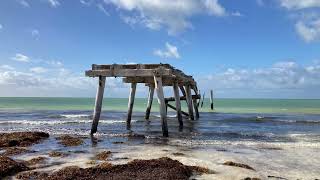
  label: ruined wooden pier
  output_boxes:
[86,64,200,137]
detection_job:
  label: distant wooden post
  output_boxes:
[185,85,194,120]
[91,76,106,134]
[197,90,201,107]
[127,82,137,129]
[173,82,183,127]
[193,98,200,119]
[145,85,154,120]
[201,92,205,108]
[210,90,214,110]
[154,76,168,137]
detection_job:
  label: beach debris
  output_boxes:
[243,177,261,180]
[26,156,47,166]
[48,151,68,157]
[95,151,111,160]
[267,175,288,180]
[56,135,84,147]
[172,152,186,156]
[0,132,49,148]
[223,161,255,171]
[1,147,36,156]
[16,157,211,180]
[0,155,29,178]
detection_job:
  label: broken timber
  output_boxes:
[86,64,200,137]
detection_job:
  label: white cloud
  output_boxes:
[231,11,243,17]
[97,3,110,16]
[30,67,48,73]
[154,42,180,59]
[280,0,320,10]
[295,17,320,42]
[46,60,63,67]
[0,65,15,70]
[197,61,320,98]
[80,0,92,6]
[31,29,40,38]
[11,53,30,62]
[18,0,30,7]
[104,0,228,35]
[47,0,60,7]
[0,24,2,30]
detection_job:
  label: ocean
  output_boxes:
[1,97,320,179]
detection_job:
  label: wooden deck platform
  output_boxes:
[86,63,200,137]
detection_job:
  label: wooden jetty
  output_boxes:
[86,64,200,137]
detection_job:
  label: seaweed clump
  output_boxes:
[17,157,211,180]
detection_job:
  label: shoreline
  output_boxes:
[1,131,319,179]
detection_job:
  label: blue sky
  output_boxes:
[0,0,320,98]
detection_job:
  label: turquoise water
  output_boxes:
[0,97,319,114]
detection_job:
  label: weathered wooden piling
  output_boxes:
[86,64,200,137]
[210,90,214,110]
[127,82,137,129]
[91,76,106,134]
[145,85,154,120]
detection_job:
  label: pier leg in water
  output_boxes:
[173,82,183,127]
[210,90,214,110]
[154,76,168,137]
[127,82,137,129]
[145,85,154,120]
[193,98,200,119]
[91,76,106,134]
[185,85,195,120]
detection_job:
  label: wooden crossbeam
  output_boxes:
[165,95,200,102]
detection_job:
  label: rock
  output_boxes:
[16,157,211,180]
[56,135,84,147]
[0,132,49,148]
[0,155,29,178]
[223,161,255,171]
[96,151,111,160]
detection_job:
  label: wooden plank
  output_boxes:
[145,85,154,120]
[86,68,172,77]
[92,64,172,70]
[185,85,194,120]
[127,83,137,129]
[154,76,169,137]
[123,77,196,86]
[167,103,189,117]
[91,76,106,134]
[165,95,200,102]
[173,82,183,126]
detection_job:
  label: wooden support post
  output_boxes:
[145,85,154,120]
[193,97,200,119]
[154,76,168,137]
[127,82,137,129]
[179,86,186,97]
[201,92,205,108]
[210,90,214,110]
[91,76,106,134]
[185,85,194,120]
[173,82,183,127]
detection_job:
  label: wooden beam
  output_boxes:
[193,98,200,119]
[167,103,189,117]
[123,77,196,86]
[179,86,186,97]
[127,83,137,129]
[154,76,168,137]
[86,68,172,78]
[165,95,200,102]
[173,82,183,126]
[145,85,154,120]
[91,76,106,134]
[185,85,194,120]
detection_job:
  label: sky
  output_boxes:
[0,0,320,98]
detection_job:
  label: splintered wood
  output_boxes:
[86,64,200,137]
